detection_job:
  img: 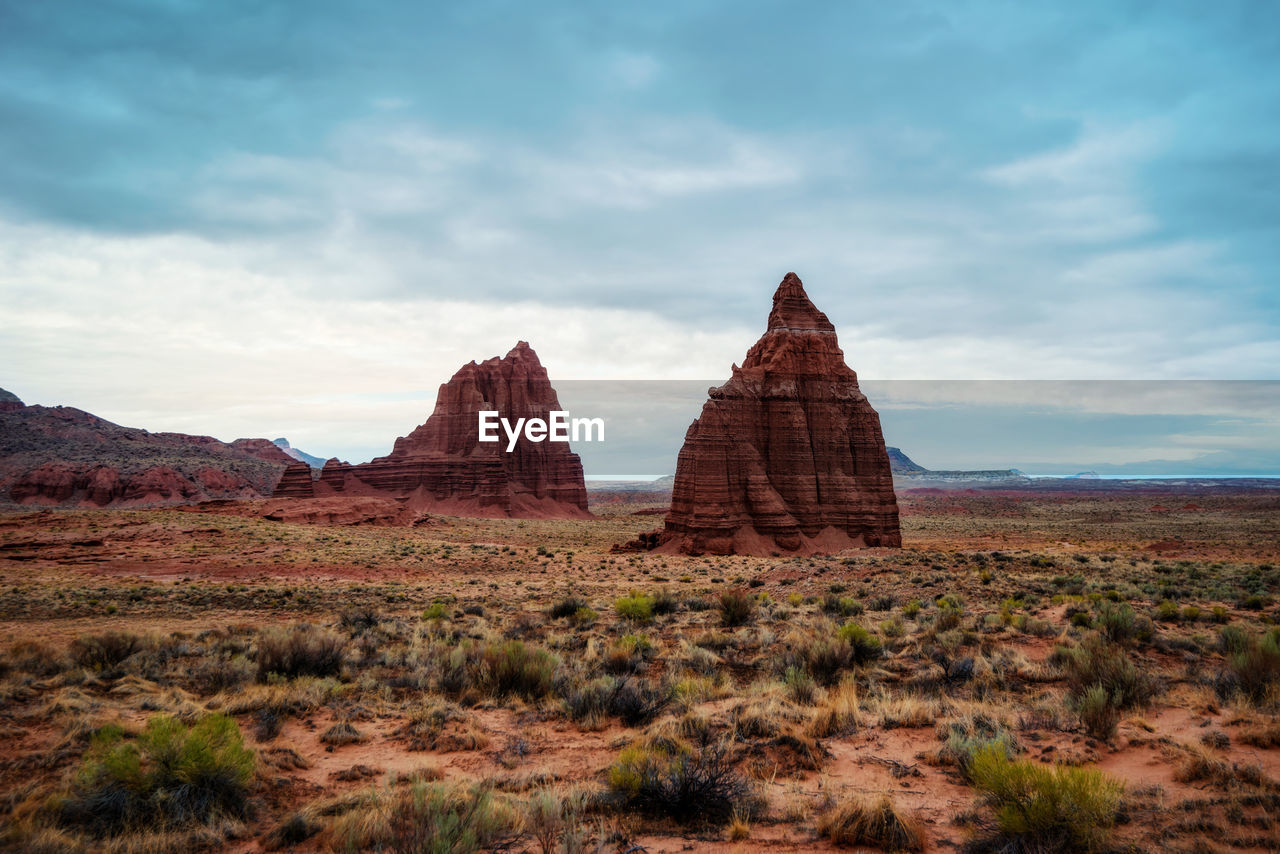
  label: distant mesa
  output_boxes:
[272,342,590,520]
[888,447,1029,484]
[0,391,293,508]
[637,273,901,556]
[273,438,325,469]
[887,447,927,474]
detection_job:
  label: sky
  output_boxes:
[1,1,1277,471]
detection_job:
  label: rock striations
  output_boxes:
[657,273,900,555]
[279,342,590,519]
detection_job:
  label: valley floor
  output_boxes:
[1,486,1278,852]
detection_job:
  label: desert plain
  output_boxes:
[1,483,1278,853]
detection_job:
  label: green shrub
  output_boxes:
[969,746,1123,851]
[1073,684,1120,742]
[943,729,1017,783]
[1222,628,1280,703]
[422,601,449,621]
[783,666,817,705]
[1059,635,1156,710]
[615,593,654,623]
[1095,601,1151,644]
[60,713,254,835]
[1155,599,1180,622]
[903,599,922,619]
[1069,610,1093,628]
[255,624,346,681]
[836,622,883,664]
[482,640,558,700]
[822,595,863,617]
[934,600,963,631]
[718,588,756,627]
[1219,624,1249,655]
[603,634,655,675]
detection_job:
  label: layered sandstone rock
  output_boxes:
[294,342,590,519]
[0,397,291,507]
[658,273,900,555]
[273,461,317,498]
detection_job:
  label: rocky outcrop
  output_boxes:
[0,389,23,414]
[655,273,900,555]
[260,496,428,527]
[0,398,292,507]
[290,342,590,519]
[228,438,298,467]
[272,461,317,498]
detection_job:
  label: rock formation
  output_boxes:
[657,273,900,555]
[272,461,318,498]
[0,388,23,413]
[287,342,590,519]
[0,396,294,507]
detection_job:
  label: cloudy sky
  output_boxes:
[1,1,1277,469]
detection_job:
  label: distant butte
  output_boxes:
[274,342,590,519]
[653,273,901,555]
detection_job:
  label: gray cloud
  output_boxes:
[1,1,1277,464]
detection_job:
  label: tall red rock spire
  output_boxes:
[659,273,900,555]
[277,342,590,519]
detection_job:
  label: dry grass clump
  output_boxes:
[871,692,944,729]
[606,731,762,825]
[68,632,146,671]
[817,794,924,851]
[561,675,672,728]
[327,782,523,854]
[1174,746,1271,790]
[808,677,862,737]
[320,720,365,746]
[255,624,346,681]
[400,702,490,752]
[1237,721,1280,748]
